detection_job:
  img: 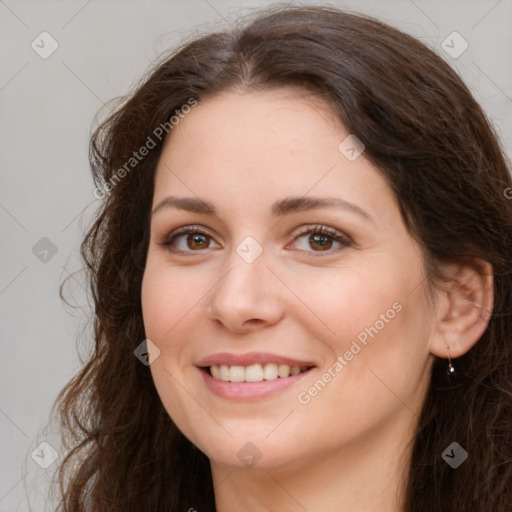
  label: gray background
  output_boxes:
[1,0,511,510]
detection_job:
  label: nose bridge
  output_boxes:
[207,242,282,329]
[216,246,269,304]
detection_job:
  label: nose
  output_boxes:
[206,249,284,333]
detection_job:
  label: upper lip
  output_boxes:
[196,352,317,368]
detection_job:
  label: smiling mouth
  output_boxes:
[204,363,313,383]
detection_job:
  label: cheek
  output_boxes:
[298,268,431,422]
[141,260,208,345]
[141,260,214,415]
[289,256,431,408]
[289,263,409,353]
[142,262,211,444]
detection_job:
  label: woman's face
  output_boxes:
[142,88,435,471]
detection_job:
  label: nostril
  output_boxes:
[243,318,265,327]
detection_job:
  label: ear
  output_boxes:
[429,259,493,359]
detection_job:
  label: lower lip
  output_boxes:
[199,367,314,400]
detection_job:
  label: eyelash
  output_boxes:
[289,224,351,256]
[160,225,213,253]
[159,224,352,256]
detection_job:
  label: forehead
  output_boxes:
[152,88,394,222]
[164,88,338,153]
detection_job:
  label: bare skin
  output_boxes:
[141,88,492,511]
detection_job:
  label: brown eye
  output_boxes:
[160,226,220,253]
[187,233,209,250]
[308,233,333,251]
[289,225,351,255]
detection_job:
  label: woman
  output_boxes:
[52,5,512,511]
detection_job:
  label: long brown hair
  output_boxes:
[51,6,512,511]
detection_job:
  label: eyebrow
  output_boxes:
[152,195,373,222]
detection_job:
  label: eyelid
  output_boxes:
[291,223,350,239]
[158,224,220,250]
[158,223,352,255]
[292,224,351,242]
[286,224,352,255]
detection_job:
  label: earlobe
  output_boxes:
[429,260,493,359]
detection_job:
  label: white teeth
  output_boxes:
[290,365,300,376]
[263,363,278,381]
[219,365,230,381]
[209,363,310,382]
[229,365,245,382]
[210,365,221,379]
[278,364,290,378]
[245,364,264,382]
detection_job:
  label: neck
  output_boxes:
[211,409,416,512]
